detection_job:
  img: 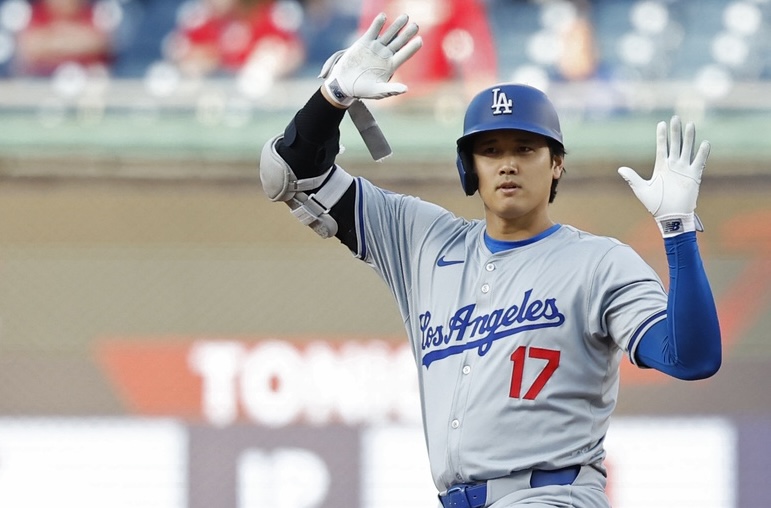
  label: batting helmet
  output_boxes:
[455,84,564,195]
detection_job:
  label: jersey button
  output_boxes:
[462,365,471,375]
[485,263,495,272]
[481,284,490,293]
[451,419,460,429]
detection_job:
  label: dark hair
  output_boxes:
[547,138,566,204]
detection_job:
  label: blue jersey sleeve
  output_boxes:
[634,232,722,380]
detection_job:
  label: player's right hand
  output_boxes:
[318,13,423,108]
[617,116,711,238]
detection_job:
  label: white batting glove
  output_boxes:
[318,12,423,108]
[618,116,711,238]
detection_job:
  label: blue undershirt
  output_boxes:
[484,227,721,380]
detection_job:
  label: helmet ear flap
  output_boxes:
[456,145,478,196]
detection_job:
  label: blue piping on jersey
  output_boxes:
[627,308,667,362]
[355,178,367,260]
[484,224,562,253]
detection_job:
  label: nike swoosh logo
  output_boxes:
[437,256,464,267]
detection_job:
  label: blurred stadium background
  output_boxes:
[0,0,769,506]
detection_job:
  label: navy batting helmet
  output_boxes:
[456,84,564,195]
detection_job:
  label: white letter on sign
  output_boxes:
[240,341,304,427]
[189,341,245,426]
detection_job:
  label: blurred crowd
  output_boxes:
[0,0,768,100]
[0,0,510,94]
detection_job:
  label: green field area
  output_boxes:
[1,108,769,179]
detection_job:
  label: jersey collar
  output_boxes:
[484,224,562,253]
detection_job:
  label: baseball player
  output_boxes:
[259,13,722,508]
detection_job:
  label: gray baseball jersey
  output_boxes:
[351,177,668,491]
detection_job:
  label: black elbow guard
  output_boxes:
[277,121,341,181]
[276,89,347,181]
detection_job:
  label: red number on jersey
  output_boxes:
[509,346,560,400]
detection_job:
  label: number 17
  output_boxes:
[509,346,560,400]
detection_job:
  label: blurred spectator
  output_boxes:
[555,0,599,81]
[358,0,498,97]
[108,0,183,78]
[166,0,304,80]
[295,0,358,77]
[14,0,114,77]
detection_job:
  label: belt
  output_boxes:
[438,465,581,508]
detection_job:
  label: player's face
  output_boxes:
[472,129,563,238]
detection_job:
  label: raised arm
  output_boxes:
[258,13,422,250]
[618,117,722,380]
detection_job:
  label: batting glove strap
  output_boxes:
[655,213,704,238]
[320,51,355,108]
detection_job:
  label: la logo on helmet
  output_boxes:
[491,88,513,115]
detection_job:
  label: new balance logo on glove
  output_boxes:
[661,219,682,234]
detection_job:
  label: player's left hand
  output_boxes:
[618,116,711,238]
[318,12,423,108]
